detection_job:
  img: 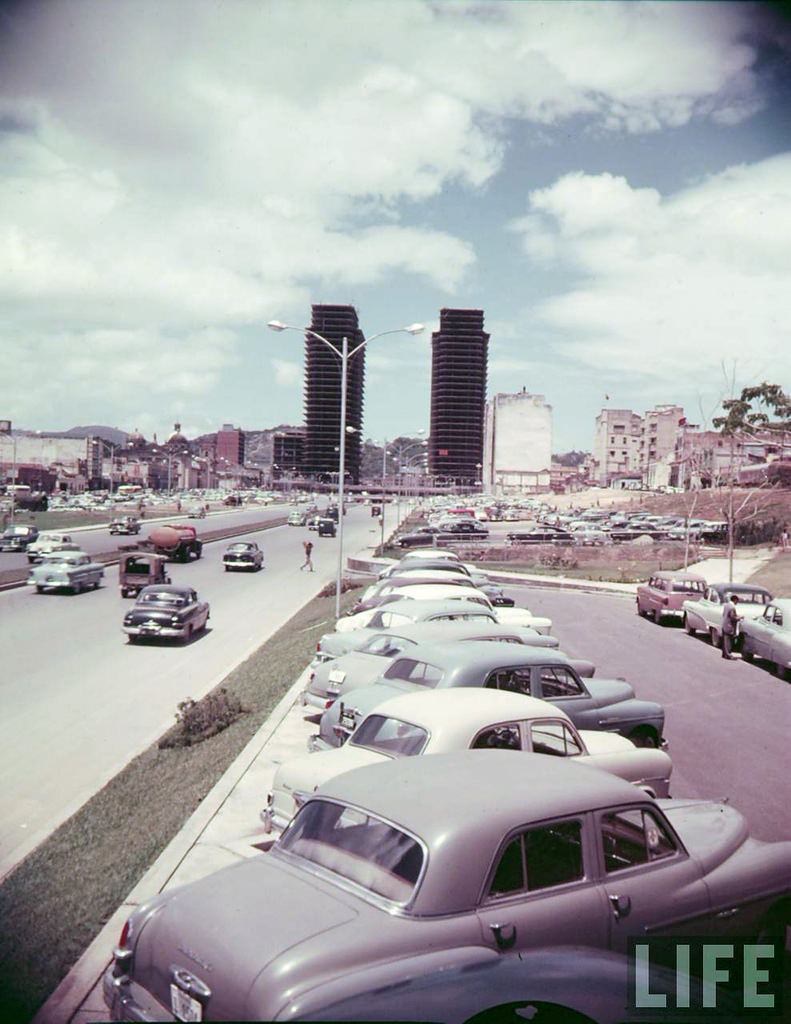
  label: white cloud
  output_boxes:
[509,154,791,391]
[0,0,785,427]
[271,359,301,388]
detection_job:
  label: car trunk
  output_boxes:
[132,856,359,1020]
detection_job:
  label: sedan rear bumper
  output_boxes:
[123,624,186,638]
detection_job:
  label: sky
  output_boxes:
[1,0,790,452]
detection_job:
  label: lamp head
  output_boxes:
[267,320,287,332]
[405,323,425,335]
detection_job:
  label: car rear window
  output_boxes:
[278,800,424,904]
[383,658,443,686]
[350,714,428,757]
[358,634,416,657]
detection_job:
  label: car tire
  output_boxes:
[636,602,646,617]
[629,726,660,749]
[756,900,791,948]
[684,615,695,635]
[224,565,229,572]
[709,627,721,648]
[127,635,140,644]
[35,585,44,594]
[741,646,754,663]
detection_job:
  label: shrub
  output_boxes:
[317,577,363,598]
[159,688,249,748]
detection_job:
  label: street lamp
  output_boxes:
[267,319,424,617]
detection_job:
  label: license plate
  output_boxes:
[170,983,203,1022]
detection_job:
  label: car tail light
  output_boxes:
[325,699,334,708]
[119,919,131,948]
[316,642,320,651]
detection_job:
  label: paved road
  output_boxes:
[513,585,791,842]
[0,507,381,879]
[0,502,296,573]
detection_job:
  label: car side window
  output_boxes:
[601,809,677,873]
[487,821,584,899]
[487,667,532,695]
[472,723,522,750]
[529,721,583,757]
[772,607,783,626]
[708,590,719,604]
[539,667,584,698]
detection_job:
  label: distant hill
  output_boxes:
[40,425,129,445]
[193,425,303,466]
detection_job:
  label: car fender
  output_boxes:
[278,944,700,1024]
[595,697,664,731]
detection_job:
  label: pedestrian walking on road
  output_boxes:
[721,594,741,660]
[781,527,789,551]
[300,540,314,572]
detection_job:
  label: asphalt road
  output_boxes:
[0,502,296,573]
[512,585,791,843]
[0,506,381,880]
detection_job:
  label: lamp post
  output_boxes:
[268,319,424,617]
[391,437,427,524]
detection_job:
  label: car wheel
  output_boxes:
[709,627,721,648]
[465,1001,596,1024]
[684,614,695,635]
[35,585,44,594]
[629,726,660,749]
[127,635,140,644]
[224,565,229,571]
[756,900,791,949]
[92,580,100,590]
[741,646,754,662]
[636,602,646,617]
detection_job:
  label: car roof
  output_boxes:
[388,639,569,673]
[369,597,493,618]
[393,584,489,601]
[371,688,571,733]
[316,751,643,914]
[45,549,87,559]
[650,571,707,581]
[398,549,460,560]
[373,621,537,644]
[138,584,193,596]
[709,583,772,597]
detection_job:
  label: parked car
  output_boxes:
[378,558,472,580]
[27,550,104,593]
[682,583,774,646]
[507,527,574,544]
[108,515,140,536]
[25,532,77,563]
[187,505,207,518]
[318,517,337,537]
[118,552,171,598]
[636,571,707,624]
[739,598,791,678]
[304,620,564,709]
[265,689,673,832]
[223,541,264,571]
[396,528,443,548]
[105,751,790,1023]
[122,584,210,643]
[0,523,39,552]
[288,510,307,526]
[316,641,665,750]
[336,585,552,634]
[437,520,489,537]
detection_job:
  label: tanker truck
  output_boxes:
[146,524,203,562]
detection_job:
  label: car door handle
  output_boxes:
[715,908,740,920]
[609,894,631,920]
[489,922,516,950]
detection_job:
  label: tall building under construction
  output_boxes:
[429,308,489,485]
[303,304,365,484]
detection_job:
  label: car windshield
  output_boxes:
[140,591,187,607]
[228,543,252,552]
[42,554,80,565]
[350,714,429,757]
[278,799,424,904]
[4,527,31,537]
[358,634,416,657]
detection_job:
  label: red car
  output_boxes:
[636,570,706,624]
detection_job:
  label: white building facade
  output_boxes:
[483,391,552,493]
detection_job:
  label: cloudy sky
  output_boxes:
[1,0,789,450]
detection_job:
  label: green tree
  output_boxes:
[713,382,791,581]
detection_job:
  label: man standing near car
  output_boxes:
[721,594,741,660]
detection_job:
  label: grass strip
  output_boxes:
[0,587,358,1023]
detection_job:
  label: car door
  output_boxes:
[748,605,777,660]
[476,816,609,954]
[594,805,710,952]
[530,666,601,730]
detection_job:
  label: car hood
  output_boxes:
[275,746,387,797]
[659,799,749,875]
[132,855,360,1020]
[584,677,636,704]
[317,629,377,659]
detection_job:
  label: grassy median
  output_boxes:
[0,587,359,1023]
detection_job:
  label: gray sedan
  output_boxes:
[315,641,665,750]
[104,752,791,1023]
[303,620,566,710]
